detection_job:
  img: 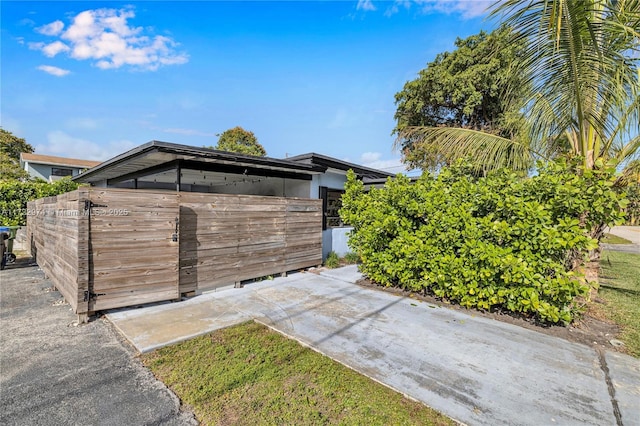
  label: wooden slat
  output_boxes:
[29,188,322,314]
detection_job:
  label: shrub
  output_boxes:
[343,252,361,264]
[0,177,79,226]
[340,159,627,324]
[324,251,340,269]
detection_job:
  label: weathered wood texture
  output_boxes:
[26,190,87,313]
[27,188,322,313]
[87,188,179,311]
[178,193,322,293]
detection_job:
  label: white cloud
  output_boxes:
[65,117,100,130]
[37,65,70,77]
[36,20,64,36]
[30,7,188,71]
[357,0,377,11]
[381,0,491,19]
[359,152,421,175]
[360,152,382,163]
[42,40,70,57]
[19,18,36,27]
[36,131,136,161]
[328,108,351,129]
[419,0,492,19]
[28,42,45,51]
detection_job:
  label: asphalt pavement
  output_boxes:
[0,262,196,426]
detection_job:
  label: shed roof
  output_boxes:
[73,141,394,185]
[20,153,102,169]
[286,153,395,180]
[73,141,326,185]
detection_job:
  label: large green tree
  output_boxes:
[0,129,34,180]
[397,0,640,175]
[214,126,267,157]
[394,26,528,170]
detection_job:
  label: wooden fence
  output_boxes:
[27,188,322,320]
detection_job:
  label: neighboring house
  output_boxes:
[73,141,393,258]
[20,153,102,182]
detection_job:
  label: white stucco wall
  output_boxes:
[309,169,348,198]
[322,227,353,259]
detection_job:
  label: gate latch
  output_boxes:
[172,217,179,242]
[84,200,107,211]
[83,290,106,302]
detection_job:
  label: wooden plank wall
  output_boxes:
[25,190,85,313]
[285,198,323,271]
[87,188,179,311]
[179,193,322,293]
[27,188,322,313]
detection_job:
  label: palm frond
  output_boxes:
[489,0,640,167]
[396,126,538,173]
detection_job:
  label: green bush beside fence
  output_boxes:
[340,160,627,324]
[0,178,78,226]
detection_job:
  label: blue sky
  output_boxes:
[1,1,494,173]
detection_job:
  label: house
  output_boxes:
[20,153,102,182]
[26,140,394,318]
[72,140,394,258]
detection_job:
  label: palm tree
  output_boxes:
[397,0,640,175]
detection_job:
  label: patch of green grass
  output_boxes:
[602,233,633,244]
[143,322,453,426]
[599,251,640,357]
[343,252,361,264]
[324,251,340,269]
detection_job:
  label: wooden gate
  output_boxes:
[85,189,180,312]
[27,188,322,319]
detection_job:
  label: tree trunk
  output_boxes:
[585,223,608,298]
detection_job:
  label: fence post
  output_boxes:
[76,187,91,323]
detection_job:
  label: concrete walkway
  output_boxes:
[604,226,640,254]
[107,266,640,426]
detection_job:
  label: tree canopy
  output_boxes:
[396,0,640,175]
[0,129,34,181]
[214,126,267,157]
[393,26,527,171]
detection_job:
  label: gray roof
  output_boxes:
[74,141,326,184]
[74,141,392,185]
[286,152,394,180]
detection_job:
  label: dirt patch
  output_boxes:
[355,277,623,354]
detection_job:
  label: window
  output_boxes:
[320,187,346,229]
[51,167,73,177]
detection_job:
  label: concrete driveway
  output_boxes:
[604,226,640,253]
[0,263,196,426]
[107,266,640,426]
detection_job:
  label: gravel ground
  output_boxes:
[0,261,196,426]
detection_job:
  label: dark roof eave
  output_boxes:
[74,141,325,183]
[286,152,395,179]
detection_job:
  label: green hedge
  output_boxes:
[0,178,79,226]
[340,160,627,324]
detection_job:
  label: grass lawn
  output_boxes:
[598,250,640,357]
[601,233,633,244]
[143,321,453,426]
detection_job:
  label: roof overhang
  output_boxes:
[74,141,326,185]
[286,153,395,180]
